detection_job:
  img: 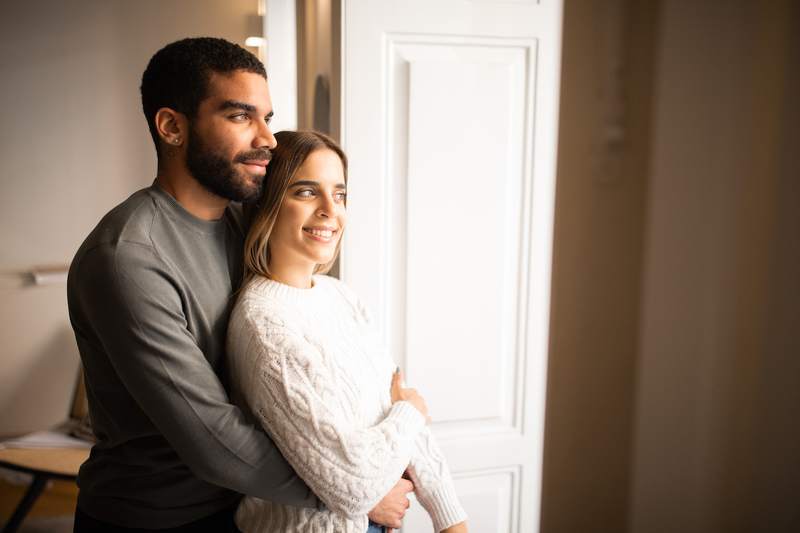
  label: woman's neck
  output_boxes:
[268,259,316,289]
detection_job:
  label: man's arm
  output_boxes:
[70,243,319,507]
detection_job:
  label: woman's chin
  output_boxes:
[313,254,335,267]
[307,246,339,266]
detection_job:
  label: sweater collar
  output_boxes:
[246,275,328,306]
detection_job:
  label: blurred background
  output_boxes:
[0,0,797,532]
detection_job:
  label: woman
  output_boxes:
[227,130,468,533]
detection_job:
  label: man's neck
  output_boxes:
[155,168,228,221]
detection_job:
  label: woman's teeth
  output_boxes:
[305,228,335,239]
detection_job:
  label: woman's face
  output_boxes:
[268,148,347,271]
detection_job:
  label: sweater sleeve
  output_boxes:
[68,243,319,507]
[328,276,468,528]
[406,429,469,531]
[236,316,427,519]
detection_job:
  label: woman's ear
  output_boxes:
[154,107,187,149]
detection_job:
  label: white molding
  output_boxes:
[264,0,298,131]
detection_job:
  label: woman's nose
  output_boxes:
[316,196,336,217]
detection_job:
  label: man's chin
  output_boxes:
[239,175,264,201]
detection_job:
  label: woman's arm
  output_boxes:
[386,368,467,531]
[332,277,467,529]
[233,317,427,519]
[403,427,469,532]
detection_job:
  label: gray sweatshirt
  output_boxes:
[67,184,318,528]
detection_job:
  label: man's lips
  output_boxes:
[236,149,272,171]
[240,159,270,168]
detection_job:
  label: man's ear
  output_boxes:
[154,108,188,148]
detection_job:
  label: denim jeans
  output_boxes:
[367,520,386,533]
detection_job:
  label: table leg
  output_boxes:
[2,474,48,533]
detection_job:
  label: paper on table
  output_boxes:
[0,430,92,449]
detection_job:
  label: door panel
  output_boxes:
[405,467,519,532]
[340,2,563,530]
[400,37,528,435]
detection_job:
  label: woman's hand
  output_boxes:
[391,369,430,422]
[440,521,468,533]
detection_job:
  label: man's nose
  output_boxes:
[254,120,277,150]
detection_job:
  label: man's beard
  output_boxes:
[185,127,270,202]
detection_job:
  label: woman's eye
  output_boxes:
[334,192,347,202]
[295,189,314,197]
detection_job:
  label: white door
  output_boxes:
[339,1,563,531]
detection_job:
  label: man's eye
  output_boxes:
[231,113,249,121]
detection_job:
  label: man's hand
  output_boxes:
[368,477,414,531]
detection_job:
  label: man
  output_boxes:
[68,37,412,532]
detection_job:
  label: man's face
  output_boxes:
[185,70,275,202]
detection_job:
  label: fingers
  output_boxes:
[390,369,402,403]
[399,478,414,493]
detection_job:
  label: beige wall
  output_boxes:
[0,0,260,436]
[630,1,799,532]
[541,1,656,531]
[544,0,799,532]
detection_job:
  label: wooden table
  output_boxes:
[0,447,88,533]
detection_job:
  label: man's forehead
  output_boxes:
[203,70,271,109]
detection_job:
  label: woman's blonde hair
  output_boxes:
[243,130,348,281]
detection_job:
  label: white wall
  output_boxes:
[0,0,261,436]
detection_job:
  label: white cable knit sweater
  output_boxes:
[227,275,467,533]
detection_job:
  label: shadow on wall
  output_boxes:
[0,326,80,436]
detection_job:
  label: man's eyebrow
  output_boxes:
[218,100,256,112]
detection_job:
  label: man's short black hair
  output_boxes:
[140,37,267,156]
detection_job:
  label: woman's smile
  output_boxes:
[303,225,339,242]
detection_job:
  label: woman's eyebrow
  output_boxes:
[289,180,347,188]
[289,180,319,188]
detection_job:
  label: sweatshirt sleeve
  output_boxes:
[68,243,319,508]
[234,315,428,519]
